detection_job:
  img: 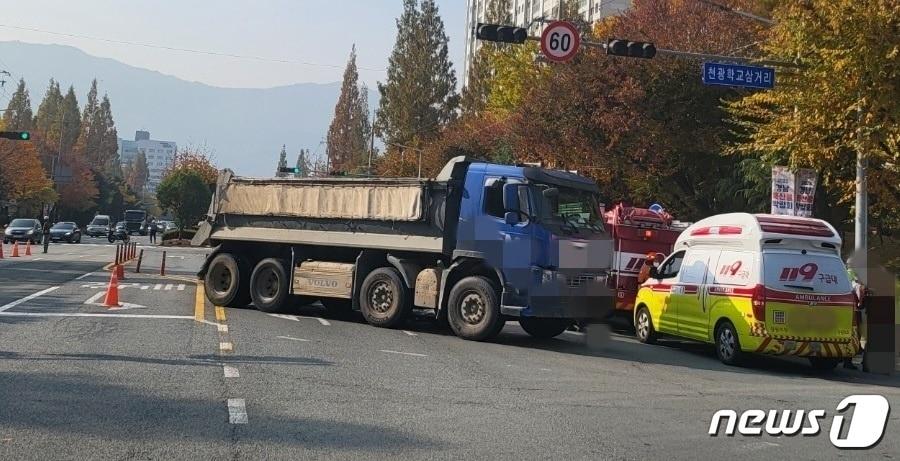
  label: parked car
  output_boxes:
[49,222,82,243]
[3,218,43,244]
[85,215,112,237]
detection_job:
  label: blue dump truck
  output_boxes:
[194,157,614,341]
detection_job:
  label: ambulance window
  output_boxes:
[657,251,685,279]
[762,252,851,294]
[713,251,756,287]
[678,251,710,285]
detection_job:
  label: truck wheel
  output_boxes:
[634,306,657,344]
[205,253,251,308]
[447,276,503,341]
[250,258,291,313]
[518,317,571,339]
[359,267,410,328]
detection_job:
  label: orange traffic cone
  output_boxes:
[103,270,121,308]
[116,263,125,280]
[11,241,19,257]
[25,240,32,256]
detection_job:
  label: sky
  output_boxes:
[0,0,467,89]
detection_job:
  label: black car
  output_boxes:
[85,214,112,237]
[3,218,43,244]
[49,222,82,243]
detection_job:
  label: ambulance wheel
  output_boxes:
[808,357,840,371]
[250,258,291,313]
[715,321,744,366]
[634,306,657,344]
[205,253,251,308]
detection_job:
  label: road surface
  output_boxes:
[0,237,897,459]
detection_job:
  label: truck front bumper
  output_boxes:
[500,272,614,321]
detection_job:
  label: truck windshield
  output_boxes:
[531,183,605,235]
[124,211,145,221]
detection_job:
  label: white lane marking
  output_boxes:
[379,350,427,357]
[164,284,173,291]
[315,317,330,326]
[219,342,233,352]
[218,324,229,333]
[0,312,193,319]
[0,286,60,312]
[268,314,300,321]
[74,272,94,280]
[141,285,149,290]
[84,291,105,305]
[564,330,585,336]
[227,399,248,424]
[177,284,186,291]
[153,284,163,290]
[402,330,417,336]
[277,335,310,342]
[32,257,43,261]
[223,365,239,378]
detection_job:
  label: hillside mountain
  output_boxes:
[0,41,376,176]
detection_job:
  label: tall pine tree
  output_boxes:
[275,145,288,177]
[59,86,82,157]
[97,94,121,178]
[2,79,33,130]
[376,0,458,149]
[326,45,371,174]
[295,149,311,177]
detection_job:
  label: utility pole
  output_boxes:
[855,101,868,282]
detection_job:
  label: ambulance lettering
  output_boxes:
[779,263,818,282]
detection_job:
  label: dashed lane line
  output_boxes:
[402,330,418,336]
[83,291,104,305]
[0,286,60,312]
[219,342,233,352]
[215,306,227,323]
[277,335,310,342]
[74,272,94,280]
[315,317,331,326]
[194,282,206,322]
[379,350,427,358]
[227,399,248,424]
[223,365,240,378]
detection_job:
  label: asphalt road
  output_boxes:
[0,239,897,460]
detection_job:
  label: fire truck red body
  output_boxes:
[604,204,686,313]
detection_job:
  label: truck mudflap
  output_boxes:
[501,278,614,320]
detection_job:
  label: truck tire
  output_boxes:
[205,253,251,308]
[518,317,571,339]
[447,276,503,341]
[250,258,291,313]
[359,267,410,328]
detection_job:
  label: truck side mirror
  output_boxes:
[504,211,520,225]
[502,183,521,214]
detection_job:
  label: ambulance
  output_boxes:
[633,213,859,369]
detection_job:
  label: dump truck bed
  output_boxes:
[193,170,452,253]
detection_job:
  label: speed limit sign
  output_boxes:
[540,21,581,63]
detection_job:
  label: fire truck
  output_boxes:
[604,204,688,314]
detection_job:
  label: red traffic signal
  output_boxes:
[476,23,528,44]
[0,131,30,141]
[606,39,656,59]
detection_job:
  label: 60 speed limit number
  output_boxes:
[540,21,581,63]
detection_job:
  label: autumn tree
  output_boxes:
[275,145,288,177]
[126,151,150,194]
[727,0,900,232]
[2,79,33,131]
[377,0,458,150]
[326,45,371,174]
[165,145,218,186]
[156,169,211,234]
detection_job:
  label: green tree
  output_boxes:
[726,0,900,231]
[295,149,311,177]
[376,0,458,149]
[275,145,288,177]
[2,79,33,131]
[326,45,372,173]
[156,168,212,234]
[126,151,149,194]
[59,86,82,156]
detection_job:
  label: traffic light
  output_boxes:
[278,167,300,174]
[476,23,528,44]
[606,39,657,59]
[0,131,30,141]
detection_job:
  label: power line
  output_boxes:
[0,23,387,72]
